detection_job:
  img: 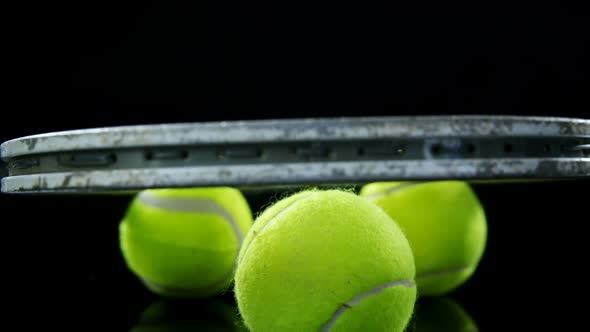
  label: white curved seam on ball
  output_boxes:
[137,191,244,293]
[237,192,316,266]
[363,182,425,200]
[320,280,416,332]
[138,191,244,245]
[415,264,472,280]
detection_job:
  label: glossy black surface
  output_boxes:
[3,2,589,330]
[2,181,588,330]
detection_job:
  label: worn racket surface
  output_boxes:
[2,115,589,193]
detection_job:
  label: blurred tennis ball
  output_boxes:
[130,298,246,332]
[120,187,253,297]
[360,181,487,296]
[410,297,479,332]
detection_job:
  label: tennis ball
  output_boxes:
[119,187,253,298]
[130,298,246,332]
[410,297,479,332]
[360,181,487,296]
[235,189,417,332]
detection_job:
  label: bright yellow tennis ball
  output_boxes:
[119,187,253,298]
[360,181,487,296]
[235,189,417,332]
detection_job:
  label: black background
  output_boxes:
[3,2,589,330]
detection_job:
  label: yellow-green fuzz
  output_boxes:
[360,181,487,296]
[234,190,417,332]
[119,187,253,298]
